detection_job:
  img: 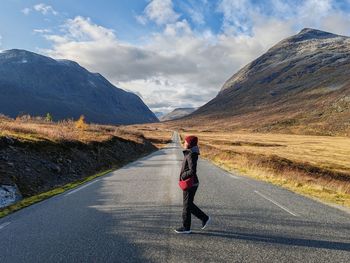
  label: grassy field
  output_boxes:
[176,129,350,207]
[186,131,350,175]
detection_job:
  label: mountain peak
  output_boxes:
[0,49,55,64]
[290,28,343,42]
[2,49,40,57]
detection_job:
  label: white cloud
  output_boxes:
[187,8,205,25]
[40,1,350,113]
[135,15,147,25]
[21,3,58,16]
[299,0,332,17]
[216,0,344,35]
[217,0,255,34]
[137,0,180,25]
[21,7,31,15]
[33,28,51,34]
[34,3,58,15]
[42,15,294,113]
[290,0,350,36]
[63,16,115,41]
[181,1,207,25]
[320,12,350,35]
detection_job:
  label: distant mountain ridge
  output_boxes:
[175,28,350,136]
[0,49,158,124]
[160,107,197,121]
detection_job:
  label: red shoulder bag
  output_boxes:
[179,176,194,191]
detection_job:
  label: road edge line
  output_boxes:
[254,190,299,217]
[0,222,11,230]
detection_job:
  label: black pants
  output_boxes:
[182,186,208,230]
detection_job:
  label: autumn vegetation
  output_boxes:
[0,114,171,146]
[1,112,349,209]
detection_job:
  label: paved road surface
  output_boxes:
[1,132,349,262]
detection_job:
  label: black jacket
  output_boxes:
[179,145,200,185]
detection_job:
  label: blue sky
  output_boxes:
[1,0,350,113]
[0,0,225,50]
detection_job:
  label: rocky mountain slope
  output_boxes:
[160,107,197,121]
[179,28,350,136]
[0,49,159,124]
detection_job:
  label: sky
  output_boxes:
[1,0,350,114]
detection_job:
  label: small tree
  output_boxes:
[45,113,53,122]
[16,113,31,122]
[75,115,87,130]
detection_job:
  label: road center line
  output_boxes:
[64,179,100,197]
[254,190,299,217]
[0,222,11,230]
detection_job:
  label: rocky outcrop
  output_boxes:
[0,185,22,208]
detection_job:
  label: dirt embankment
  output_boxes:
[0,135,158,198]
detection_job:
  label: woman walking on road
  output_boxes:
[175,135,210,234]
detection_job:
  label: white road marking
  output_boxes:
[254,190,299,217]
[64,179,100,197]
[0,222,11,230]
[229,174,240,179]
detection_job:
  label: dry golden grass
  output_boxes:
[0,115,148,144]
[199,145,350,208]
[187,131,350,175]
[177,130,350,208]
[122,124,173,148]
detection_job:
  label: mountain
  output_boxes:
[0,49,158,124]
[154,111,165,119]
[160,107,197,121]
[176,28,350,136]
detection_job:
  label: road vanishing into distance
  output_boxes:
[1,132,349,262]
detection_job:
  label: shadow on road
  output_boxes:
[193,230,350,251]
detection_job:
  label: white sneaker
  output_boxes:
[201,216,211,230]
[174,227,192,234]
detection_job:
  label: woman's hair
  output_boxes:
[184,135,198,147]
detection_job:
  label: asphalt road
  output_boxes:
[1,131,349,262]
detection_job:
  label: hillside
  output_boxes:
[0,49,159,125]
[172,28,350,136]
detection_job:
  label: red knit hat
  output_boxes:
[185,135,198,147]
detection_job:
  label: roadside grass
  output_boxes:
[0,168,114,219]
[122,124,173,148]
[0,115,170,219]
[0,115,151,144]
[203,149,350,208]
